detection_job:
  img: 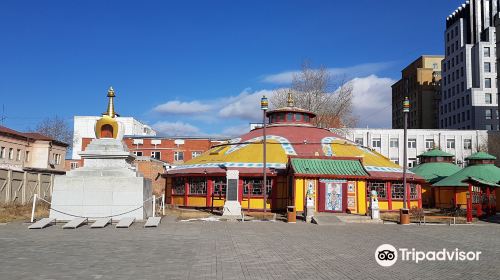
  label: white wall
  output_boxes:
[72,116,156,159]
[336,128,488,168]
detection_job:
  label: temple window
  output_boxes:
[391,183,404,199]
[172,178,185,195]
[286,113,293,122]
[213,177,227,195]
[410,184,418,199]
[295,113,303,121]
[189,178,207,195]
[243,178,272,196]
[304,115,310,122]
[367,182,387,199]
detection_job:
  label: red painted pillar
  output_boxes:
[184,178,189,206]
[467,184,473,223]
[206,178,213,207]
[417,184,422,209]
[238,179,243,204]
[477,189,483,217]
[406,183,411,209]
[387,182,392,210]
[454,188,458,207]
[486,187,491,216]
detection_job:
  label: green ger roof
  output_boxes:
[410,162,462,184]
[433,164,500,187]
[418,148,454,158]
[290,158,369,177]
[465,152,497,161]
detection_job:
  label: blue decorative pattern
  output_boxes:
[321,137,339,156]
[172,162,287,170]
[225,135,297,155]
[364,166,414,174]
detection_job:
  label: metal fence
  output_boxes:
[0,169,54,205]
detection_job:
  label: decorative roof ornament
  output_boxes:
[104,86,117,117]
[287,91,294,107]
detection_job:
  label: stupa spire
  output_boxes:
[104,86,117,117]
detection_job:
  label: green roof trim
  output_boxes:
[418,149,454,158]
[462,177,500,188]
[465,152,497,160]
[433,164,500,187]
[291,158,369,177]
[409,162,462,184]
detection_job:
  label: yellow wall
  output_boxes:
[241,198,270,210]
[172,196,184,205]
[212,198,225,207]
[295,178,304,212]
[188,196,206,207]
[391,201,419,210]
[357,181,366,215]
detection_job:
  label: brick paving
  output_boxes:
[0,219,499,280]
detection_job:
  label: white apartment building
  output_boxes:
[441,0,499,130]
[71,116,156,159]
[334,128,488,168]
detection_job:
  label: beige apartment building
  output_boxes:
[0,126,68,173]
[392,55,444,129]
[0,125,69,204]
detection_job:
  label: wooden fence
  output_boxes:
[0,169,55,205]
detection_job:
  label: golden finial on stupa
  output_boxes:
[104,86,117,117]
[95,86,119,139]
[287,91,294,107]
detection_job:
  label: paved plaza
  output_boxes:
[1,218,500,280]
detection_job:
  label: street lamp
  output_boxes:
[403,97,410,210]
[261,95,269,213]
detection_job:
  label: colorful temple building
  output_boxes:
[432,152,500,219]
[409,149,462,208]
[163,95,423,214]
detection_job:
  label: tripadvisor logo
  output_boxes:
[375,244,482,267]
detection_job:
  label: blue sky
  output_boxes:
[0,0,464,136]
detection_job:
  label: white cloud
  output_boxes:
[351,75,395,128]
[153,100,212,115]
[152,121,201,136]
[262,62,394,84]
[218,89,276,121]
[221,124,252,137]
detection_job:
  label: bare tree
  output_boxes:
[270,61,356,128]
[35,116,73,149]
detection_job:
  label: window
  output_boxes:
[0,147,4,158]
[25,151,30,162]
[189,178,207,195]
[355,138,363,145]
[70,162,79,169]
[367,182,386,199]
[295,113,303,121]
[425,139,434,149]
[484,47,490,57]
[243,179,272,196]
[485,93,492,104]
[432,63,438,69]
[391,183,405,199]
[286,113,293,121]
[485,109,492,119]
[464,139,472,150]
[446,139,456,149]
[389,138,398,148]
[408,158,417,168]
[407,139,416,149]
[484,62,491,72]
[410,184,418,199]
[486,124,493,130]
[390,157,399,165]
[372,138,381,148]
[172,178,185,195]
[174,151,184,161]
[8,148,14,160]
[16,149,21,161]
[213,178,227,196]
[134,151,143,156]
[151,151,161,160]
[485,78,492,88]
[304,115,310,122]
[191,151,202,158]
